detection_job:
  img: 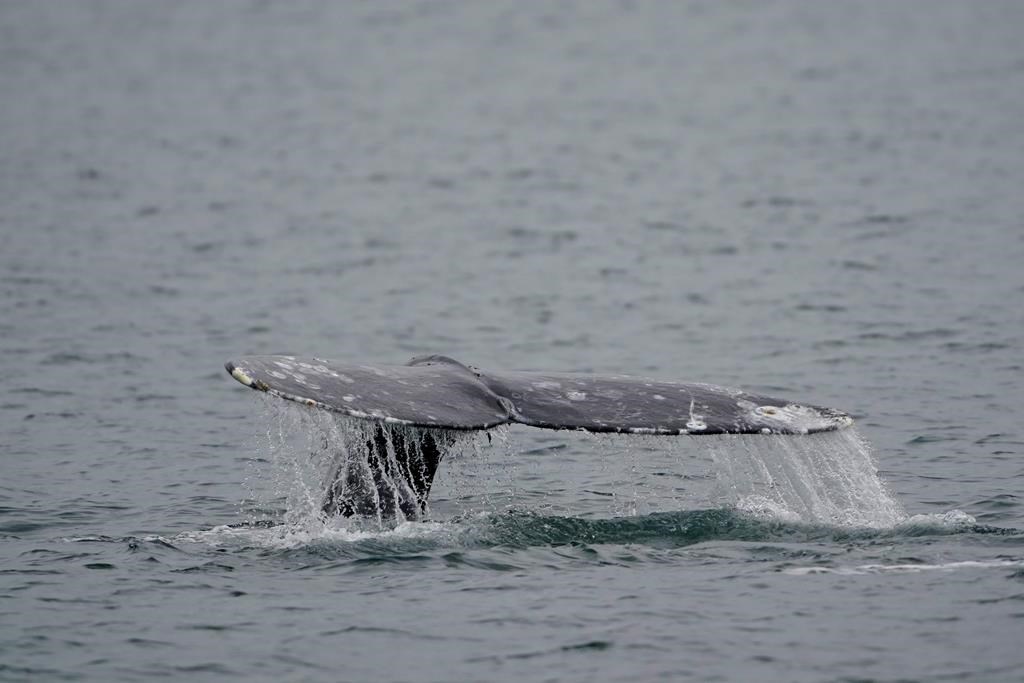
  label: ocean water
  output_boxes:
[2,1,1023,682]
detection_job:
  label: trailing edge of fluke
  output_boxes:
[225,354,853,436]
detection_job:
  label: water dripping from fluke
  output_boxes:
[247,398,491,533]
[705,428,907,528]
[242,396,911,536]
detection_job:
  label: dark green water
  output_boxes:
[2,2,1023,681]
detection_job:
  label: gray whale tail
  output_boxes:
[226,354,853,519]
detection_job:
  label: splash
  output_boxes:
[704,428,907,528]
[176,518,456,551]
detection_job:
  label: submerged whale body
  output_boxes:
[226,354,853,519]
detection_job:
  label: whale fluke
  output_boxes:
[226,354,852,436]
[226,354,853,520]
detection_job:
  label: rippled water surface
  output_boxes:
[3,2,1024,682]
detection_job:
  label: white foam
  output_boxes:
[174,518,454,550]
[733,495,805,523]
[784,558,1022,576]
[901,509,977,528]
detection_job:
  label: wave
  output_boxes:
[165,506,1008,556]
